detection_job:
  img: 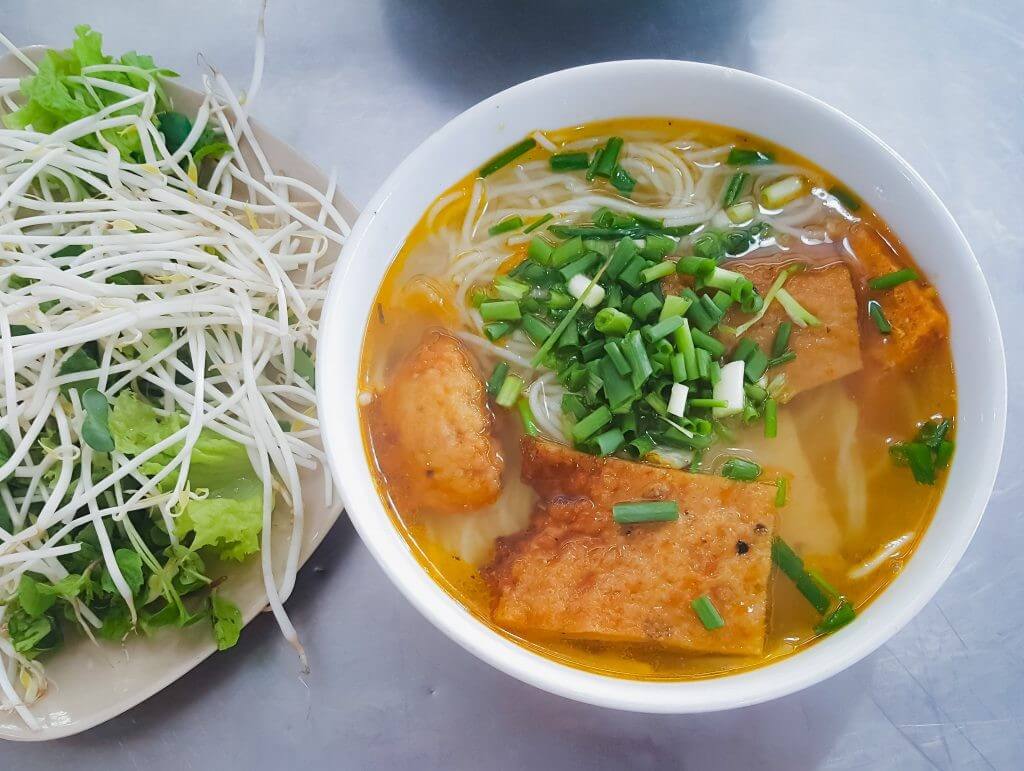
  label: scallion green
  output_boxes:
[494,374,524,408]
[549,152,590,172]
[721,457,762,481]
[612,500,679,524]
[867,299,891,334]
[868,268,918,291]
[488,215,524,237]
[691,594,725,630]
[480,138,537,177]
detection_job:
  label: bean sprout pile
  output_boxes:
[0,21,346,729]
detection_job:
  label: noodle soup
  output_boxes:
[358,119,955,679]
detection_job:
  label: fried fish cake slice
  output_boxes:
[370,331,503,514]
[486,439,776,656]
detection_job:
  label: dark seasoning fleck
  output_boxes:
[736,540,750,555]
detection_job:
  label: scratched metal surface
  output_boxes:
[2,0,1022,767]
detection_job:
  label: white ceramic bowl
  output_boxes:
[317,60,1006,713]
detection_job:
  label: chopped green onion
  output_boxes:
[691,594,725,630]
[588,428,626,456]
[595,307,633,336]
[644,391,669,416]
[771,321,792,357]
[744,382,768,405]
[690,328,725,358]
[484,322,513,341]
[527,236,554,264]
[660,294,692,321]
[676,255,716,279]
[494,374,524,408]
[641,234,676,261]
[733,265,800,337]
[665,354,684,383]
[571,406,613,443]
[771,537,831,614]
[721,457,762,481]
[605,237,639,280]
[693,232,725,262]
[673,319,699,381]
[768,351,796,368]
[523,213,554,233]
[610,165,636,194]
[760,176,806,208]
[815,599,856,634]
[562,393,588,420]
[516,397,539,436]
[549,152,590,172]
[631,292,663,322]
[725,201,756,225]
[711,290,733,314]
[868,268,919,291]
[493,275,530,300]
[807,568,841,601]
[744,348,769,382]
[558,252,599,281]
[480,138,536,177]
[479,300,521,322]
[727,148,775,166]
[828,185,861,211]
[621,331,653,389]
[774,477,788,507]
[593,137,623,179]
[612,500,679,524]
[604,341,632,375]
[617,256,647,289]
[486,362,509,397]
[775,288,821,327]
[731,337,758,363]
[867,299,892,334]
[521,314,554,345]
[690,398,728,409]
[640,260,676,283]
[488,215,524,236]
[549,235,585,268]
[644,315,685,344]
[764,398,777,438]
[585,148,604,181]
[722,171,749,206]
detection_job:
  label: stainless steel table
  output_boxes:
[3,1,1022,767]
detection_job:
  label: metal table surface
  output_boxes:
[2,1,1022,768]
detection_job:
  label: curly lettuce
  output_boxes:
[4,25,177,158]
[109,392,265,561]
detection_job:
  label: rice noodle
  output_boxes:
[848,532,915,580]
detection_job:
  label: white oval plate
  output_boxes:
[0,48,355,741]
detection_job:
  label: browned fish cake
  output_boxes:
[847,225,947,369]
[729,260,863,401]
[665,259,863,401]
[485,439,776,656]
[369,331,503,514]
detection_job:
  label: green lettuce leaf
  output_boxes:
[109,392,265,561]
[100,548,144,596]
[210,594,242,650]
[3,26,175,160]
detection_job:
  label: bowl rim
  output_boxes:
[317,59,1006,713]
